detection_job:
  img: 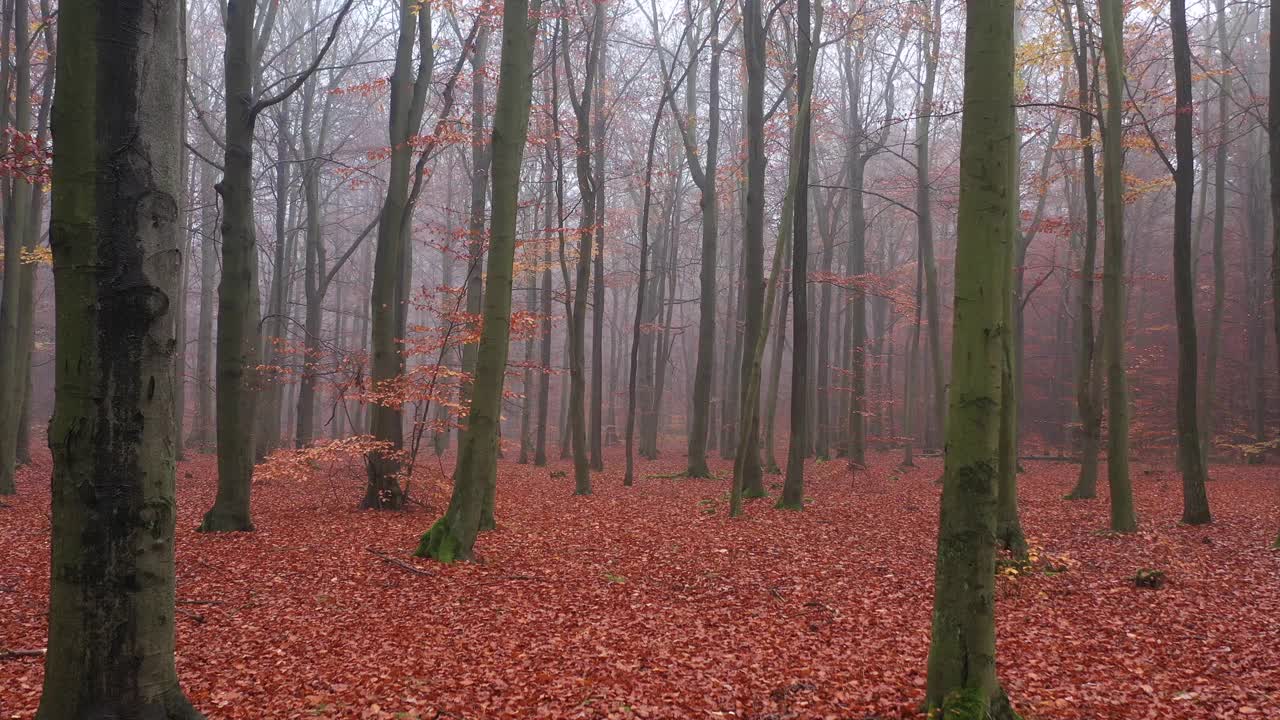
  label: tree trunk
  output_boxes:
[779,0,816,511]
[417,0,541,562]
[1099,0,1137,532]
[366,0,433,510]
[684,24,722,479]
[1170,0,1211,524]
[924,0,1019,708]
[39,0,203,712]
[202,0,265,532]
[916,0,946,452]
[1200,0,1230,467]
[738,0,766,499]
[589,29,608,473]
[0,0,31,496]
[563,5,604,495]
[1063,0,1101,499]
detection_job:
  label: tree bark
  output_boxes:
[366,0,433,510]
[39,0,203,712]
[1170,0,1211,524]
[924,0,1019,709]
[1099,0,1137,532]
[202,0,266,532]
[417,0,541,562]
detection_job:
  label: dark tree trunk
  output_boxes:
[39,0,203,713]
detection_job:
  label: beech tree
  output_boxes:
[1098,0,1137,533]
[923,0,1019,710]
[38,0,203,713]
[418,0,544,562]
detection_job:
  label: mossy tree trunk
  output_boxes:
[923,0,1020,713]
[1099,0,1137,533]
[39,0,203,714]
[418,0,542,562]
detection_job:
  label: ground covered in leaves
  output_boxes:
[2,447,1278,719]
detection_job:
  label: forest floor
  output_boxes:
[1,446,1277,719]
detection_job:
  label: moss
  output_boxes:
[941,687,987,720]
[415,517,460,563]
[742,486,769,500]
[774,497,803,511]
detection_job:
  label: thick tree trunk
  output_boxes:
[39,0,203,713]
[418,0,541,562]
[924,0,1018,709]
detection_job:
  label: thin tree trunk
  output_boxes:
[1170,0,1211,523]
[779,0,818,510]
[0,0,31,495]
[1099,0,1137,532]
[366,0,434,510]
[418,0,541,561]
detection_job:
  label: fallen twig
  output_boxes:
[367,547,435,577]
[0,648,45,660]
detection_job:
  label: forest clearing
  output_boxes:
[3,449,1276,719]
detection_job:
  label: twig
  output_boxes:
[367,547,436,577]
[1,648,46,660]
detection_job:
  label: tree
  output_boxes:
[561,0,605,496]
[1169,0,1211,524]
[1098,0,1136,533]
[779,0,819,511]
[1270,0,1280,547]
[1061,0,1102,500]
[679,0,724,479]
[201,0,354,531]
[417,0,543,562]
[922,0,1019,711]
[0,0,33,496]
[366,0,434,510]
[737,0,767,500]
[914,0,946,452]
[38,0,203,714]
